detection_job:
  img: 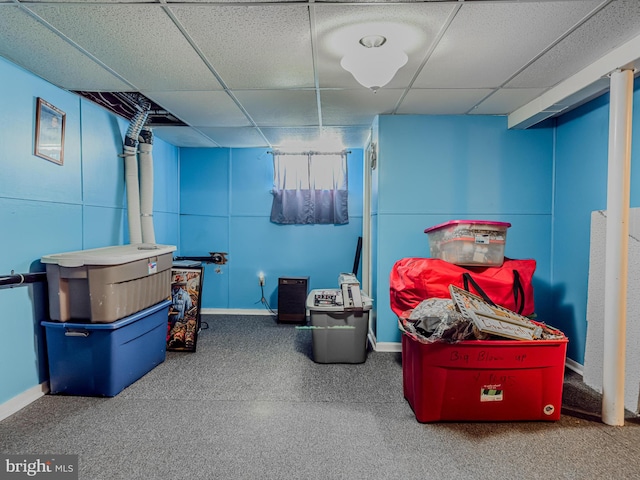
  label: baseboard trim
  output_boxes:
[201,308,275,316]
[565,358,584,375]
[368,328,402,353]
[0,382,49,422]
[373,341,402,353]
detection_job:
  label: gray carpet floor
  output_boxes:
[2,314,640,480]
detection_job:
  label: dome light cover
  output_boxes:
[340,35,408,92]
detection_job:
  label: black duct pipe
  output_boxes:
[0,271,47,287]
[174,252,228,265]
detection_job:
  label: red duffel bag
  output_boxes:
[389,257,536,317]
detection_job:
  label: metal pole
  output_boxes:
[602,68,634,426]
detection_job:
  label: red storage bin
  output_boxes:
[402,332,568,422]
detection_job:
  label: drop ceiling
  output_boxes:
[1,0,639,149]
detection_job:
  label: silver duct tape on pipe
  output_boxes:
[139,127,155,244]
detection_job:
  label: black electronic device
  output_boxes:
[277,276,309,323]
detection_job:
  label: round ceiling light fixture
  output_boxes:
[340,35,408,92]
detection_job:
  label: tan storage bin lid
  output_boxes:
[41,243,176,268]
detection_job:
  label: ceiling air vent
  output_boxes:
[73,91,187,126]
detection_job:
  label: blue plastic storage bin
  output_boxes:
[41,299,171,397]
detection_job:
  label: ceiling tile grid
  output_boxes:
[0,5,133,91]
[143,90,252,128]
[414,0,605,89]
[506,0,640,89]
[28,3,222,91]
[261,126,370,150]
[2,0,640,148]
[197,126,270,148]
[319,89,404,126]
[170,4,316,89]
[396,88,495,115]
[151,126,221,148]
[233,89,319,127]
[471,88,548,116]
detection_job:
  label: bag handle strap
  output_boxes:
[462,273,497,307]
[512,270,525,315]
[462,271,526,315]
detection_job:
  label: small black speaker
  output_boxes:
[277,276,309,323]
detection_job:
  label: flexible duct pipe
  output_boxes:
[139,126,156,244]
[602,68,634,426]
[123,101,150,244]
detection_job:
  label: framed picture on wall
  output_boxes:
[167,265,204,352]
[34,97,65,165]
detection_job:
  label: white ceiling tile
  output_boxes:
[170,4,315,89]
[0,6,132,91]
[233,90,319,127]
[507,0,640,88]
[471,88,548,115]
[325,126,372,149]
[28,4,221,91]
[320,89,403,125]
[396,89,494,115]
[197,127,270,148]
[143,91,250,128]
[261,126,370,150]
[260,127,321,148]
[152,126,220,148]
[414,0,603,89]
[314,3,455,88]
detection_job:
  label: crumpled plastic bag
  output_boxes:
[400,298,489,343]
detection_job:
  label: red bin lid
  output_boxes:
[424,220,512,234]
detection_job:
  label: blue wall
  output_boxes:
[179,147,364,310]
[0,57,180,405]
[3,48,639,409]
[553,77,640,363]
[371,78,640,363]
[373,115,555,345]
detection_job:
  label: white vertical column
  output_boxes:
[362,143,372,296]
[602,68,634,426]
[124,145,143,244]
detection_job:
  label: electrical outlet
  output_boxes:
[258,272,265,286]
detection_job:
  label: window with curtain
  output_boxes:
[270,151,349,225]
